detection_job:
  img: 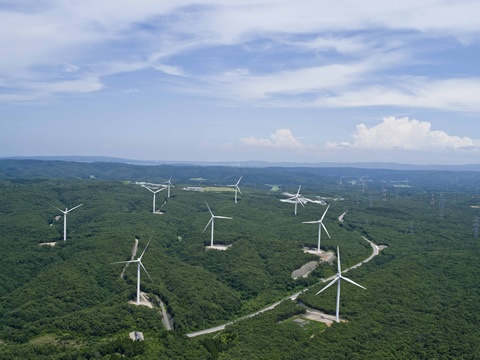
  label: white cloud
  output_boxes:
[314,77,480,112]
[122,88,139,93]
[153,64,186,76]
[3,1,480,105]
[326,117,480,151]
[197,50,406,102]
[63,64,79,73]
[241,129,306,149]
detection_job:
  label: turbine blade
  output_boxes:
[340,275,367,290]
[237,186,242,195]
[203,218,213,233]
[299,199,305,207]
[236,176,242,186]
[321,223,331,239]
[320,204,330,222]
[140,261,154,283]
[337,246,341,274]
[205,200,213,216]
[139,237,152,259]
[143,185,154,193]
[214,216,232,219]
[112,260,138,264]
[316,278,338,295]
[52,205,65,213]
[303,220,320,224]
[67,203,83,213]
[297,185,301,196]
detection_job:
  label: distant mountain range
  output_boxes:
[3,155,480,172]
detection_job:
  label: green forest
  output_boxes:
[0,159,479,359]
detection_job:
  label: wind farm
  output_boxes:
[0,159,479,359]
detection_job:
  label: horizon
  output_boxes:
[3,155,480,171]
[2,1,480,165]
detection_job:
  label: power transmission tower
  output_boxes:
[439,195,445,219]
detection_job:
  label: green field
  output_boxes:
[202,186,236,192]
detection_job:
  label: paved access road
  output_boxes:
[187,237,381,337]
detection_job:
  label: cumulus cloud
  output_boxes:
[326,117,480,151]
[240,129,306,149]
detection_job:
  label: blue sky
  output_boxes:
[1,0,480,164]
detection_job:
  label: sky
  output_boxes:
[1,1,480,165]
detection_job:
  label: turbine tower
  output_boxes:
[227,176,242,204]
[302,204,331,252]
[316,247,366,322]
[113,238,153,305]
[53,204,83,241]
[203,201,232,247]
[143,185,166,213]
[165,176,173,198]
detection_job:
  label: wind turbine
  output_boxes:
[143,185,166,213]
[113,238,153,305]
[52,204,83,241]
[316,247,366,322]
[281,185,304,215]
[302,204,331,252]
[203,201,232,247]
[165,176,173,198]
[227,176,242,204]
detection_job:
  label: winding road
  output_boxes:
[186,236,381,337]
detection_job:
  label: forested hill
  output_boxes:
[1,159,479,191]
[1,159,480,358]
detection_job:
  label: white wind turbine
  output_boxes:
[283,185,304,215]
[52,204,83,241]
[143,185,166,213]
[316,247,366,323]
[113,238,153,305]
[165,176,173,198]
[203,201,232,247]
[302,204,331,252]
[227,176,242,204]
